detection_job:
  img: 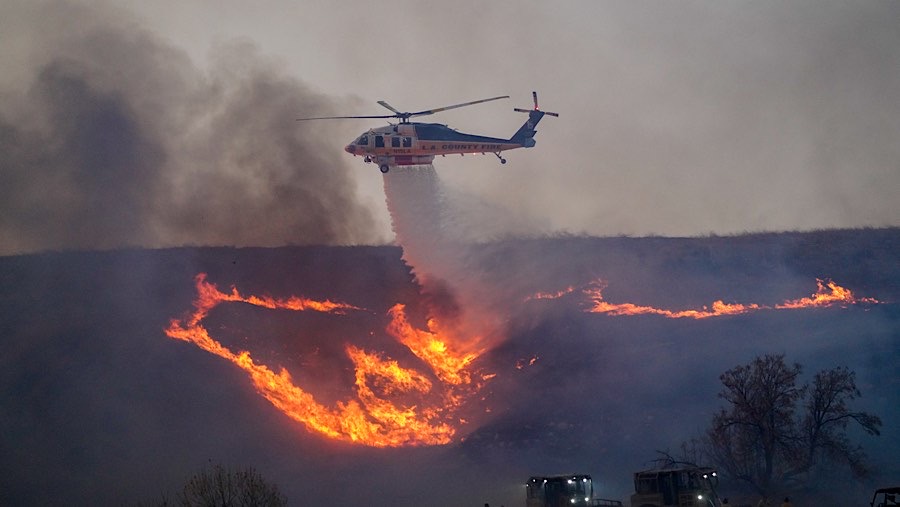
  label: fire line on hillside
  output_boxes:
[529,278,878,319]
[165,274,483,447]
[164,274,880,447]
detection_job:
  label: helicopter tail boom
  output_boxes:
[510,109,545,146]
[509,91,558,146]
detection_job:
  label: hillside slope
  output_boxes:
[0,229,897,505]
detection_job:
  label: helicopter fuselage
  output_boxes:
[344,122,533,171]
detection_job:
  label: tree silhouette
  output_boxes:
[177,463,287,507]
[706,354,881,498]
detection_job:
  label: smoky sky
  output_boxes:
[0,0,380,255]
[110,0,900,239]
[4,1,900,252]
[438,1,900,237]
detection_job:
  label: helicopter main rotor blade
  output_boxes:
[295,114,397,121]
[377,101,401,114]
[297,95,509,122]
[409,95,509,117]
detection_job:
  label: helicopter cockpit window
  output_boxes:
[357,135,368,146]
[403,137,412,147]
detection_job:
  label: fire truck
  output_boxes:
[870,486,900,507]
[525,474,622,507]
[629,465,722,507]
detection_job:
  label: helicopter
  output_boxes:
[297,92,557,173]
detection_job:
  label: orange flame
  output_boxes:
[515,355,539,370]
[581,278,877,319]
[165,274,481,447]
[524,286,578,301]
[583,282,761,319]
[385,304,480,386]
[775,279,878,309]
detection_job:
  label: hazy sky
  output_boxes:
[2,0,899,253]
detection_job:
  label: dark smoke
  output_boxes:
[0,1,378,255]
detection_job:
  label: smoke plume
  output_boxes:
[0,1,379,255]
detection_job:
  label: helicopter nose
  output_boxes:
[345,144,355,154]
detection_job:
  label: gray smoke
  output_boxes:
[0,1,379,255]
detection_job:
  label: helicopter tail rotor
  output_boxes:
[514,91,559,117]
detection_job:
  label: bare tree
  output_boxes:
[705,354,881,499]
[178,463,287,507]
[802,366,882,478]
